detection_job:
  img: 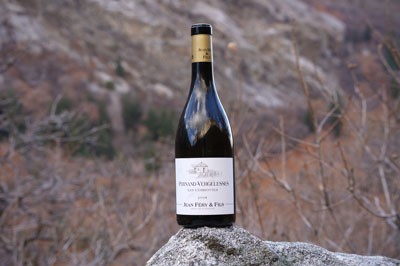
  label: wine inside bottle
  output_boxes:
[175,24,235,227]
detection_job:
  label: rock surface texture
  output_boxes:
[146,226,400,266]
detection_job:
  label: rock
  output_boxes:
[146,226,283,266]
[266,241,400,266]
[259,0,345,43]
[152,83,174,99]
[146,226,400,266]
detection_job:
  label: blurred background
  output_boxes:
[1,0,400,265]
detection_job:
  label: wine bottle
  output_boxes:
[175,23,235,227]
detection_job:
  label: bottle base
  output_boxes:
[177,214,235,228]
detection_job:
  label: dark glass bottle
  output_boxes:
[175,24,235,228]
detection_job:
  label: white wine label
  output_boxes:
[192,34,213,63]
[175,157,234,215]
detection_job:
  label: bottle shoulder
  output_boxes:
[175,84,233,157]
[182,88,231,134]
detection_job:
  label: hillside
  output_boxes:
[0,0,399,265]
[2,0,345,133]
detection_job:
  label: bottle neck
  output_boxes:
[191,34,214,88]
[191,62,214,87]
